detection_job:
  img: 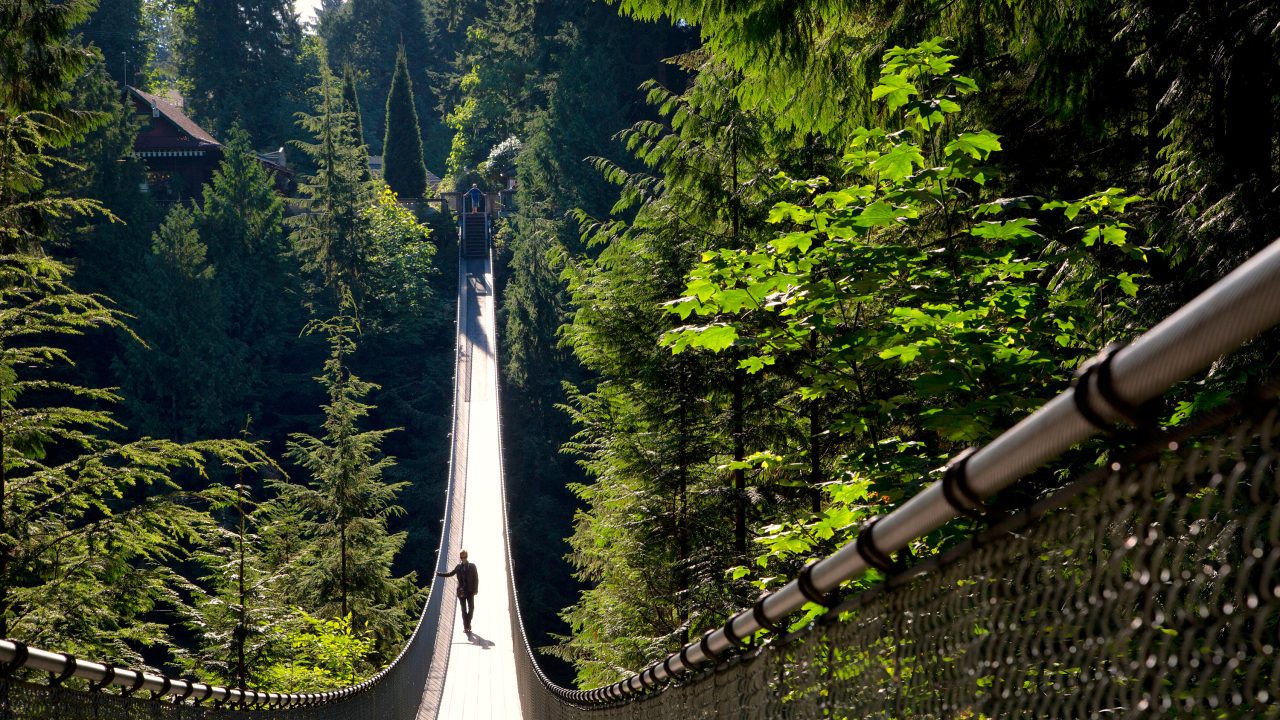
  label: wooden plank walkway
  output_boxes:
[431,256,524,719]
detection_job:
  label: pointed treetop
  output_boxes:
[381,43,428,199]
[341,63,366,149]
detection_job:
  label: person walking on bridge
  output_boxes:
[437,550,479,633]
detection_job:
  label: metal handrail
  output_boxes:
[520,235,1280,705]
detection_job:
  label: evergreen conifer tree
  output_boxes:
[0,253,270,662]
[118,204,238,440]
[381,44,428,199]
[78,0,145,86]
[292,68,372,306]
[180,465,292,689]
[179,0,304,144]
[196,125,298,433]
[341,63,367,149]
[318,0,437,158]
[278,312,417,657]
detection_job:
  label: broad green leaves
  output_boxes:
[658,40,1148,600]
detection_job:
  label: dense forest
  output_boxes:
[3,0,1279,698]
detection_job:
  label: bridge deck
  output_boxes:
[430,256,524,719]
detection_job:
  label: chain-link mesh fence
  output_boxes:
[514,396,1280,719]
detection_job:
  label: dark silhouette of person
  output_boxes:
[437,550,479,633]
[466,184,485,213]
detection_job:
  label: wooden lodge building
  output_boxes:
[127,86,291,201]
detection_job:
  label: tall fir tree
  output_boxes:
[291,67,373,307]
[382,44,428,199]
[341,63,366,148]
[319,0,435,159]
[178,0,305,145]
[78,0,146,86]
[179,467,293,689]
[278,312,418,657]
[196,125,299,436]
[0,252,271,663]
[117,204,238,440]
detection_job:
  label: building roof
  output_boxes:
[127,86,221,148]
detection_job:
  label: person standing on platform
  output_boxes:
[438,550,479,633]
[466,184,485,213]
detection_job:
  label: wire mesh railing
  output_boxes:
[512,390,1280,718]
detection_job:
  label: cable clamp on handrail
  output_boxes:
[121,671,145,697]
[174,682,194,704]
[662,654,678,681]
[88,664,116,692]
[0,642,28,678]
[150,676,171,701]
[752,593,783,633]
[644,665,659,689]
[722,616,747,648]
[1072,341,1155,431]
[48,654,77,686]
[855,516,903,575]
[940,446,1002,521]
[697,629,719,663]
[678,642,696,673]
[797,560,839,607]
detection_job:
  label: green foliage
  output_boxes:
[319,0,442,161]
[662,41,1145,593]
[0,0,98,117]
[258,611,374,692]
[79,0,146,86]
[0,253,272,661]
[441,0,540,181]
[0,0,109,255]
[177,473,293,688]
[555,55,789,686]
[359,185,436,333]
[277,313,419,658]
[177,0,306,145]
[291,66,374,306]
[116,203,236,440]
[341,63,367,149]
[0,0,435,690]
[382,44,428,199]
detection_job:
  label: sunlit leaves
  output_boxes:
[871,73,917,112]
[945,131,1002,160]
[871,143,926,181]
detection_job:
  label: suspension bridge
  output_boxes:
[3,200,1280,717]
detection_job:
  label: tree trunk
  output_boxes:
[236,481,247,690]
[733,365,746,555]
